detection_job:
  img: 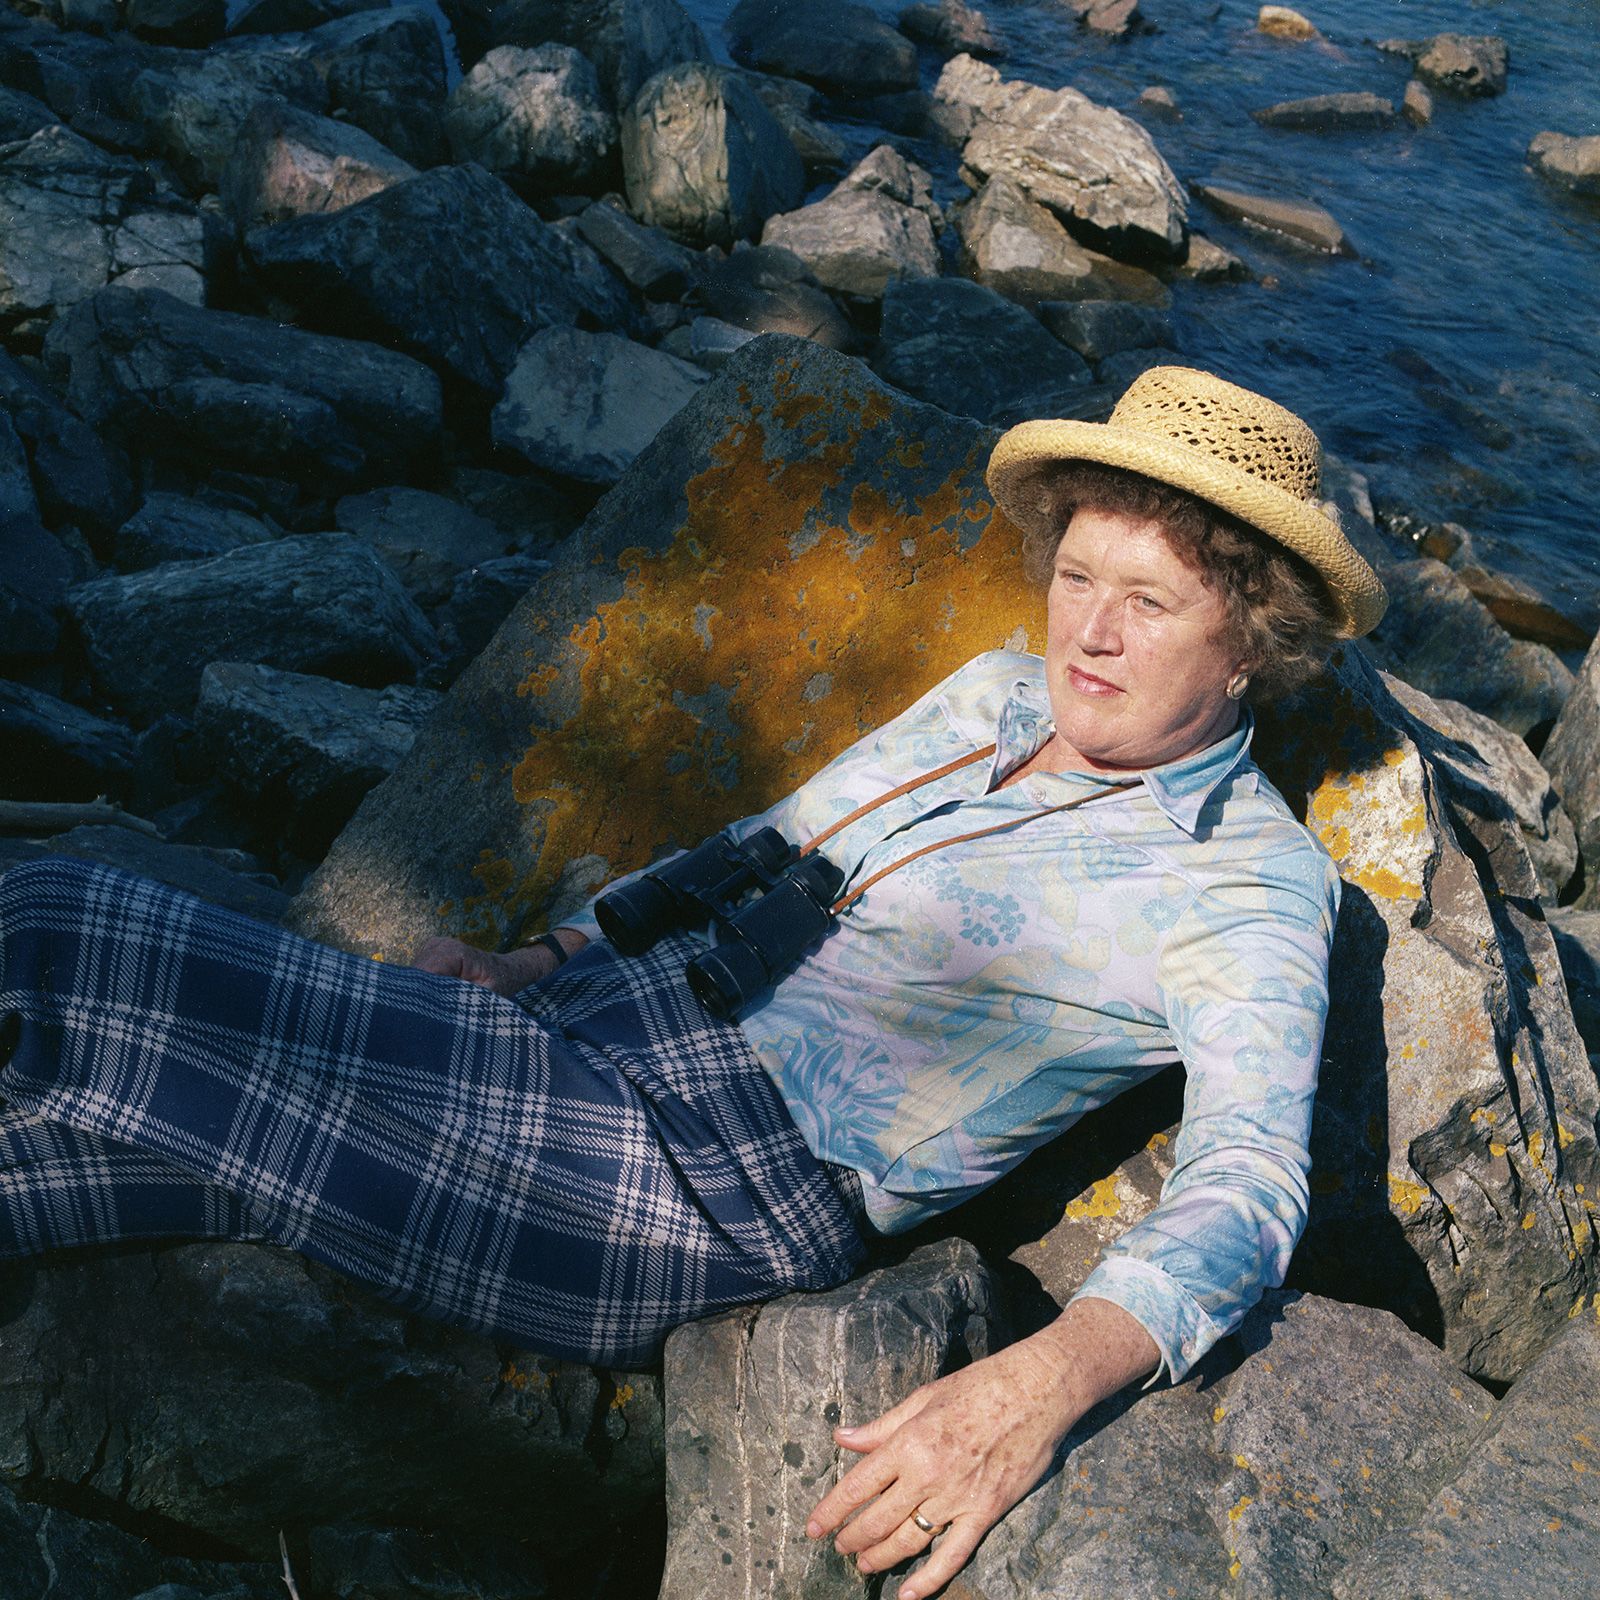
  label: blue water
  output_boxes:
[686,0,1600,631]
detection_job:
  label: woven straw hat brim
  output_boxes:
[987,418,1388,639]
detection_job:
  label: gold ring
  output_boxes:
[911,1510,946,1535]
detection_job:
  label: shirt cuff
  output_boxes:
[552,906,603,945]
[1069,1256,1225,1386]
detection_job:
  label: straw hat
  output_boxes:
[986,366,1387,638]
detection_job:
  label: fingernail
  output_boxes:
[835,1424,859,1436]
[805,1521,820,1539]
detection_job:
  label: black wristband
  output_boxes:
[528,931,569,967]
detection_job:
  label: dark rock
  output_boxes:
[692,246,856,349]
[762,188,939,300]
[127,0,226,48]
[0,17,150,151]
[444,465,590,551]
[1402,78,1433,125]
[935,54,1188,264]
[0,828,290,920]
[0,83,63,142]
[1037,298,1172,363]
[228,0,386,34]
[659,1240,1007,1599]
[220,101,417,234]
[740,69,848,175]
[0,406,35,523]
[113,493,277,570]
[305,1525,552,1600]
[196,661,443,851]
[1542,632,1600,901]
[957,175,1171,306]
[445,45,618,195]
[621,62,804,249]
[66,533,438,720]
[492,327,709,484]
[615,0,714,107]
[575,199,698,300]
[727,0,918,98]
[1549,907,1600,1054]
[433,553,552,673]
[1452,565,1591,651]
[0,125,213,341]
[1528,131,1600,199]
[334,486,509,607]
[897,0,1001,58]
[0,678,137,800]
[1195,181,1355,255]
[0,1243,664,1558]
[1380,33,1508,98]
[0,510,71,659]
[43,287,444,495]
[246,165,624,399]
[0,348,133,536]
[681,314,758,368]
[1251,91,1396,131]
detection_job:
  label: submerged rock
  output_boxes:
[1380,34,1508,98]
[1195,181,1354,255]
[1402,78,1434,125]
[1252,92,1396,131]
[1528,131,1600,199]
[726,0,919,98]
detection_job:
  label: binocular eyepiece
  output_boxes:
[594,828,843,1019]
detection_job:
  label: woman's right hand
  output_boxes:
[411,936,559,996]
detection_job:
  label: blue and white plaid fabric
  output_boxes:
[0,858,864,1367]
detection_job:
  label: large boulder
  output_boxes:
[492,326,709,485]
[1381,33,1508,98]
[693,246,857,350]
[0,125,214,340]
[219,100,418,233]
[574,198,699,300]
[113,492,277,570]
[288,337,1600,1388]
[621,61,805,249]
[933,53,1188,264]
[1543,632,1600,905]
[244,165,626,398]
[1528,131,1600,199]
[761,188,939,300]
[726,0,919,98]
[66,533,438,720]
[42,287,444,497]
[0,678,137,801]
[444,44,618,195]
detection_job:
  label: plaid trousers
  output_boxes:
[0,858,864,1367]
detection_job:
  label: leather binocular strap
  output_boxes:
[796,740,1135,915]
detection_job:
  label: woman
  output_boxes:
[0,368,1384,1595]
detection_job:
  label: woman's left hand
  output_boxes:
[805,1299,1158,1598]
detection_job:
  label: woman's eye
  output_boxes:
[1133,594,1164,613]
[1057,569,1090,586]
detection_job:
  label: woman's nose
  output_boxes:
[1077,595,1122,653]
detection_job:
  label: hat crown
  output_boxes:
[1108,366,1322,503]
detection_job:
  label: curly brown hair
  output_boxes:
[1019,462,1339,703]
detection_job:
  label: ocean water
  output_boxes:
[682,0,1600,631]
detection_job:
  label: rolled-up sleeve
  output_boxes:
[1070,841,1338,1383]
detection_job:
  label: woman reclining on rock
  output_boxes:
[0,367,1384,1597]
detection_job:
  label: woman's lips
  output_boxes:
[1068,665,1123,696]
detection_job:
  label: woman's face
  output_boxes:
[1044,507,1247,772]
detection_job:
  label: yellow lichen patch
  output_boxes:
[1489,1141,1507,1159]
[611,1383,635,1410]
[1548,1519,1562,1533]
[1576,1433,1594,1449]
[1360,1465,1372,1481]
[1470,1108,1495,1126]
[1522,1213,1537,1231]
[1572,1459,1588,1474]
[1388,1176,1429,1216]
[498,1360,550,1394]
[1065,1176,1123,1221]
[1229,1558,1242,1579]
[1348,863,1422,900]
[1382,747,1407,766]
[1558,1122,1576,1150]
[1228,1496,1255,1522]
[1529,1131,1547,1170]
[1213,1405,1227,1422]
[1317,823,1351,861]
[1147,1131,1170,1150]
[1233,1454,1250,1470]
[1399,1044,1415,1060]
[1398,801,1427,835]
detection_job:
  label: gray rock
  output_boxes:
[1195,181,1355,255]
[575,199,698,299]
[1528,130,1600,199]
[1252,91,1396,131]
[741,70,849,176]
[1036,298,1172,364]
[445,45,618,195]
[1331,1314,1600,1597]
[0,509,72,658]
[0,17,148,152]
[1079,0,1145,38]
[67,533,438,720]
[762,188,939,300]
[726,0,919,98]
[43,287,443,496]
[1543,631,1600,899]
[245,165,623,398]
[834,143,941,227]
[898,0,1001,58]
[433,553,551,673]
[0,678,137,800]
[0,347,132,536]
[1380,33,1508,98]
[1394,689,1577,904]
[114,493,277,570]
[219,100,417,234]
[1137,84,1180,120]
[1359,556,1574,739]
[0,1480,277,1600]
[1549,907,1600,1054]
[616,0,714,107]
[492,326,709,484]
[333,486,508,607]
[694,246,856,350]
[935,53,1188,263]
[129,38,327,192]
[0,85,60,144]
[658,1240,1007,1600]
[0,829,290,921]
[127,0,226,47]
[685,314,758,368]
[1256,3,1318,40]
[0,1243,664,1559]
[875,276,1093,423]
[957,176,1171,307]
[621,62,805,249]
[0,125,213,340]
[1402,77,1433,125]
[1177,231,1249,280]
[196,661,443,850]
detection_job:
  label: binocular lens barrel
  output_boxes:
[594,874,679,957]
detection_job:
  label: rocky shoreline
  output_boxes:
[2,1,1599,1596]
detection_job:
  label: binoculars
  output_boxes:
[594,828,843,1019]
